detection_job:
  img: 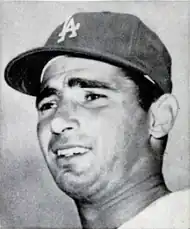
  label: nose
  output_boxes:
[50,116,79,135]
[50,95,80,135]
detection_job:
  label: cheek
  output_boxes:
[92,106,142,161]
[37,119,51,153]
[88,108,127,157]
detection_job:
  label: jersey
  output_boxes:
[118,189,190,229]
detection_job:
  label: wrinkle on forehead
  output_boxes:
[40,55,131,91]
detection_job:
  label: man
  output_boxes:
[4,12,189,229]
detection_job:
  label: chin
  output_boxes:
[54,170,102,200]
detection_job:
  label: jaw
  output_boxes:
[53,168,105,200]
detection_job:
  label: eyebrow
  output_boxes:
[36,77,115,108]
[68,77,114,90]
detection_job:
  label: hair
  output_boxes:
[122,68,164,112]
[122,68,168,154]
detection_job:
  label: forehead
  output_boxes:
[41,56,126,88]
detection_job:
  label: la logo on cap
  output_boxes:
[57,16,80,43]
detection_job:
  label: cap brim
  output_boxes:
[5,48,69,96]
[5,47,150,96]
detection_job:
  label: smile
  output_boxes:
[55,146,90,158]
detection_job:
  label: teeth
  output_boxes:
[57,147,89,157]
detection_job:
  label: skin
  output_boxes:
[36,56,171,229]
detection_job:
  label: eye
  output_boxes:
[38,101,57,112]
[82,92,109,108]
[85,93,107,102]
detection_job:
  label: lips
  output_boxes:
[51,144,92,158]
[57,146,90,157]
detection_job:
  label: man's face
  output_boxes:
[36,56,148,199]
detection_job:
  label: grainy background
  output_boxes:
[0,1,189,227]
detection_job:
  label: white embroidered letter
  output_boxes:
[57,17,80,43]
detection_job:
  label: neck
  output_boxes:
[75,158,169,229]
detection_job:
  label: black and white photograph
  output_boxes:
[0,1,189,228]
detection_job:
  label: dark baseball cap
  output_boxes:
[4,11,172,96]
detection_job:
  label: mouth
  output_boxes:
[54,146,91,158]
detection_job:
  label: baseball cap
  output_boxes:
[4,11,172,96]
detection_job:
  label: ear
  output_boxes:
[148,94,179,138]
